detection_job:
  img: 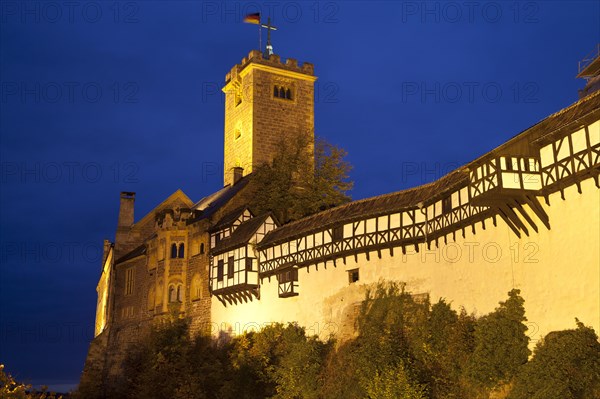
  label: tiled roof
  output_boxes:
[259,91,600,248]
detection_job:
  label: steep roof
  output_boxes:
[259,171,467,247]
[259,91,600,248]
[187,175,251,225]
[213,213,274,255]
[115,244,146,264]
[209,206,252,232]
[131,189,194,233]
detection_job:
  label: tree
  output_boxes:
[467,289,530,389]
[0,365,63,399]
[250,134,352,223]
[508,320,600,399]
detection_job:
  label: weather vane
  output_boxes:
[244,13,278,57]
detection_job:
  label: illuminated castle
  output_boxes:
[82,46,600,384]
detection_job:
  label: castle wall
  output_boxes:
[210,178,600,346]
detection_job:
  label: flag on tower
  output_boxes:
[244,13,260,24]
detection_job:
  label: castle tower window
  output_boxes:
[176,285,182,302]
[168,285,176,302]
[170,243,178,259]
[227,256,234,279]
[274,86,279,97]
[178,243,185,258]
[286,88,292,100]
[235,92,242,107]
[279,86,285,98]
[348,268,359,284]
[200,243,205,255]
[217,259,224,282]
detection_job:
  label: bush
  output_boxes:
[508,320,600,399]
[467,289,530,389]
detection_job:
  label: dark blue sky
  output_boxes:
[1,0,598,391]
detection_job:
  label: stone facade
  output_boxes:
[223,50,316,186]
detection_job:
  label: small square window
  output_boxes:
[348,269,359,284]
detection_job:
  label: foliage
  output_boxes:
[229,323,332,399]
[508,319,600,399]
[467,289,530,389]
[250,134,352,223]
[0,364,63,399]
[76,283,598,399]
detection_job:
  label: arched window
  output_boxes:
[176,285,182,302]
[286,88,292,100]
[170,243,177,258]
[178,243,185,258]
[274,86,279,97]
[168,285,176,303]
[200,243,205,255]
[279,87,286,98]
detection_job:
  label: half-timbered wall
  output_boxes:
[211,117,600,347]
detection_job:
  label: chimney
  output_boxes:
[233,167,244,184]
[118,192,135,227]
[115,192,135,258]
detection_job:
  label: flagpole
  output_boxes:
[259,18,262,52]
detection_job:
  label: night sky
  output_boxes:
[1,0,598,391]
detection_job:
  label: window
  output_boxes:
[235,92,242,107]
[348,269,359,284]
[178,243,185,258]
[200,243,205,255]
[332,225,343,242]
[125,268,134,295]
[227,256,234,279]
[217,259,224,282]
[274,85,293,100]
[170,243,177,258]
[246,257,253,271]
[278,268,298,298]
[442,196,452,214]
[234,128,242,140]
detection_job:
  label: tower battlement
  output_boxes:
[225,50,314,83]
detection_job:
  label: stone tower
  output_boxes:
[222,50,317,186]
